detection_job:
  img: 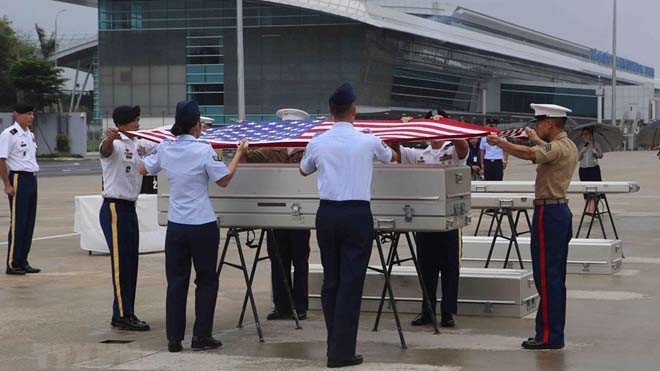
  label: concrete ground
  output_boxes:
[1,151,660,370]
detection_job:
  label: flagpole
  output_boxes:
[611,0,617,127]
[237,0,246,121]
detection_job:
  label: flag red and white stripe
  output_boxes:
[130,118,500,149]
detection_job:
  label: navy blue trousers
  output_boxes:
[316,200,373,361]
[415,230,461,318]
[531,204,572,346]
[99,199,139,319]
[267,229,311,313]
[484,159,504,181]
[6,171,37,270]
[165,221,220,341]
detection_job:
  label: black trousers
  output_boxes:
[579,165,602,199]
[316,200,373,361]
[165,221,220,341]
[483,159,504,181]
[415,229,461,318]
[267,229,311,313]
[99,199,139,319]
[6,171,37,270]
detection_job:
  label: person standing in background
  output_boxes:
[480,119,508,180]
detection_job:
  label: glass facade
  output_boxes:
[97,0,608,123]
[501,84,597,118]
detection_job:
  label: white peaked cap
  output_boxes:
[200,116,215,124]
[276,108,310,121]
[530,103,572,118]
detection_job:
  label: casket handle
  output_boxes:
[376,218,396,230]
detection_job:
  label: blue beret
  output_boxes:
[112,105,140,125]
[329,82,356,106]
[175,100,201,125]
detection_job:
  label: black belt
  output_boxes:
[320,200,370,208]
[533,198,568,206]
[484,159,503,162]
[10,170,36,176]
[103,198,136,205]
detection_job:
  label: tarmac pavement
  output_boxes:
[1,151,659,370]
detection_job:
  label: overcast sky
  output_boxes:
[0,0,658,74]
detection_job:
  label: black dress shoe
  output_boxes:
[23,264,41,274]
[266,309,293,320]
[327,354,363,368]
[111,316,151,331]
[410,313,433,326]
[6,267,26,275]
[521,339,564,350]
[191,336,223,351]
[440,314,455,327]
[168,340,182,353]
[129,314,148,326]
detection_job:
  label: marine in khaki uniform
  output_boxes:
[243,108,310,321]
[486,103,578,350]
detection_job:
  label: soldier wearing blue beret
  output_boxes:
[300,83,398,368]
[141,100,249,352]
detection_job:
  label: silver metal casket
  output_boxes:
[158,163,471,232]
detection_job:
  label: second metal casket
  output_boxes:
[158,163,471,232]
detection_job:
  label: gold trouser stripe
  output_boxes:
[8,173,18,269]
[458,228,463,268]
[110,203,125,317]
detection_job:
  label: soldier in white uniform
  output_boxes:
[0,103,40,275]
[392,110,469,328]
[99,105,157,331]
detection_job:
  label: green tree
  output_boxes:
[34,24,57,58]
[10,56,65,111]
[0,16,37,110]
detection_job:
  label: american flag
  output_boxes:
[130,118,498,149]
[497,127,529,139]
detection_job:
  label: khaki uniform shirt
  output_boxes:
[531,132,578,200]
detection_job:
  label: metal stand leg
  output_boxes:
[485,210,504,268]
[485,208,524,269]
[575,193,592,238]
[504,210,524,269]
[369,232,407,349]
[602,195,620,239]
[474,209,486,236]
[238,229,267,328]
[217,228,264,342]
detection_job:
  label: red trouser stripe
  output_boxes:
[538,205,550,344]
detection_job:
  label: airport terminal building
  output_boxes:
[57,0,659,128]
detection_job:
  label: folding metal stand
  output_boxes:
[372,232,440,338]
[576,193,619,239]
[484,202,525,269]
[367,232,408,349]
[475,208,531,237]
[216,227,301,344]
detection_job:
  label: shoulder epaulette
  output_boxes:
[9,129,17,135]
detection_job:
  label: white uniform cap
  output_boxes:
[276,108,310,121]
[530,103,572,118]
[200,116,215,124]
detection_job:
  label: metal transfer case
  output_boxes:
[158,163,472,232]
[461,236,624,274]
[471,181,640,194]
[308,264,538,318]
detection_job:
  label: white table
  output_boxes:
[74,195,166,253]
